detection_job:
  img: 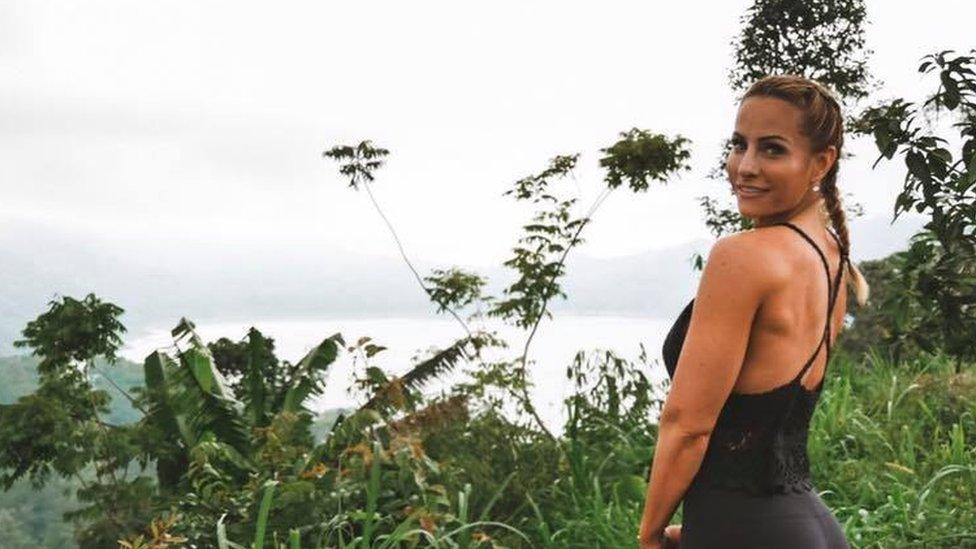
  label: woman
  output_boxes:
[637,74,870,548]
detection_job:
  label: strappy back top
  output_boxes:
[661,221,846,495]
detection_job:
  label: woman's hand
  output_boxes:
[664,524,682,547]
[638,524,681,548]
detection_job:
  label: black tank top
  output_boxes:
[661,221,846,495]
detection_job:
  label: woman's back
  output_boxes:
[727,222,848,396]
[664,221,848,395]
[661,221,851,547]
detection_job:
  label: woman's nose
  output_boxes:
[736,146,759,179]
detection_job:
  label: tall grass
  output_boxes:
[809,348,976,547]
[212,348,974,548]
[490,348,974,548]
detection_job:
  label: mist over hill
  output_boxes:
[0,213,924,354]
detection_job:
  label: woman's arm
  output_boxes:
[638,411,711,543]
[638,232,780,542]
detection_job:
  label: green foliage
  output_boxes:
[139,322,365,546]
[3,295,454,546]
[522,346,663,548]
[695,0,874,269]
[118,513,186,548]
[68,475,158,548]
[7,11,975,547]
[6,222,976,548]
[809,349,976,547]
[728,0,876,102]
[0,294,155,548]
[695,194,756,271]
[13,292,126,378]
[0,354,148,547]
[325,125,691,444]
[359,337,474,416]
[489,155,583,330]
[0,373,101,488]
[322,140,390,190]
[0,474,78,548]
[208,329,279,426]
[423,268,489,314]
[2,315,121,487]
[476,133,689,437]
[852,49,976,371]
[598,129,692,192]
[489,131,691,332]
[2,294,132,490]
[280,333,345,415]
[836,252,929,364]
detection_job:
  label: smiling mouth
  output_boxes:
[735,184,770,196]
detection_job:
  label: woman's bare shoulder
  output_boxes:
[707,228,794,295]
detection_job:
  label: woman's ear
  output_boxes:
[814,145,838,182]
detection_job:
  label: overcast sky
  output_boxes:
[1,2,973,314]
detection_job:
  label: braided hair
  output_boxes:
[742,74,870,307]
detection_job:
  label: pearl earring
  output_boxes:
[812,182,821,193]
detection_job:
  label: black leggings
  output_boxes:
[680,483,850,548]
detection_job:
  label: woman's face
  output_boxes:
[726,95,836,224]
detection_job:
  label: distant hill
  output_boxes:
[0,355,144,424]
[1,354,352,442]
[0,213,925,355]
[0,354,350,548]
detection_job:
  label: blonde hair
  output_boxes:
[742,74,870,307]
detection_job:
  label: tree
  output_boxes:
[851,49,976,372]
[693,0,875,270]
[833,251,928,363]
[326,129,692,440]
[3,293,149,548]
[2,285,507,545]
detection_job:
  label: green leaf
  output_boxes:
[361,440,382,548]
[932,148,953,164]
[613,474,648,504]
[171,317,197,339]
[941,72,960,109]
[906,150,930,183]
[217,513,247,549]
[874,128,892,158]
[281,333,343,413]
[252,480,277,549]
[185,349,214,393]
[144,350,197,450]
[150,336,253,463]
[244,328,270,427]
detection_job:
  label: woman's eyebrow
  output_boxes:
[731,131,790,143]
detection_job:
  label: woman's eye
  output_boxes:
[729,141,782,155]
